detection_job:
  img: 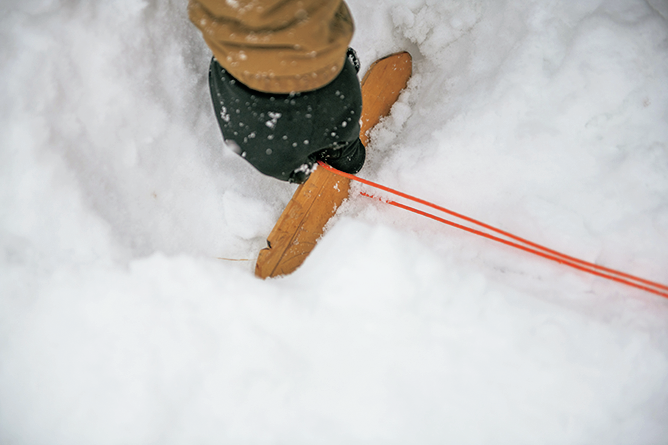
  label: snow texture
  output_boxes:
[1,0,668,443]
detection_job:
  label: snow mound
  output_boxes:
[1,0,668,443]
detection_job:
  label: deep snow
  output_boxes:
[1,0,668,443]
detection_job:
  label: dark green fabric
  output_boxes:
[208,56,364,183]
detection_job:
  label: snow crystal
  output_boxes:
[219,106,230,123]
[265,111,281,128]
[293,162,316,176]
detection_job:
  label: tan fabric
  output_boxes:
[189,0,354,94]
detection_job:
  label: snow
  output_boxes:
[1,0,668,443]
[265,112,281,129]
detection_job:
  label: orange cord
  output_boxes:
[317,161,668,299]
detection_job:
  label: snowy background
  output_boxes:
[2,0,668,443]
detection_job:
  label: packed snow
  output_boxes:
[2,0,668,443]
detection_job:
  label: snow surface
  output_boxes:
[2,0,668,443]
